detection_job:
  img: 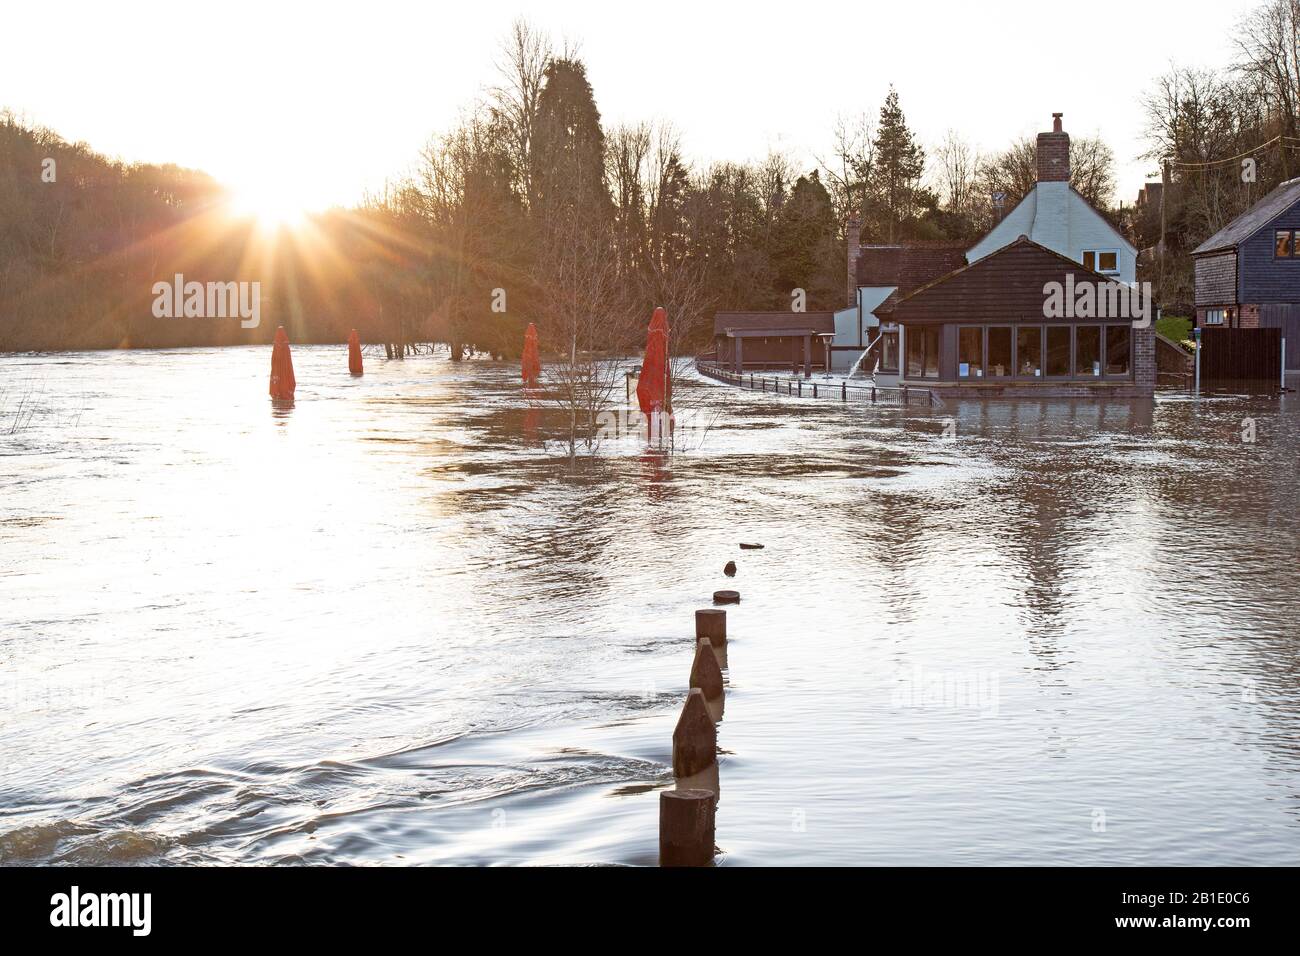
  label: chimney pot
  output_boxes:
[1052,112,1063,133]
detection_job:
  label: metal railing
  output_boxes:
[696,362,944,408]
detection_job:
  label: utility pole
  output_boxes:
[1159,159,1170,292]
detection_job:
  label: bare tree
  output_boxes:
[490,17,552,205]
[932,129,980,217]
[535,211,636,461]
[1235,0,1300,168]
[606,121,652,282]
[818,113,874,229]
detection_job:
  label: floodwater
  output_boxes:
[2,346,1299,866]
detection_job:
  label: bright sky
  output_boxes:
[2,0,1260,219]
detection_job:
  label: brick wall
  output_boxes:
[1134,325,1156,391]
[1239,304,1260,328]
[1036,131,1070,182]
[846,214,861,309]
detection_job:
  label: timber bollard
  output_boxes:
[691,638,725,722]
[672,688,717,778]
[723,560,736,577]
[690,638,724,703]
[695,608,726,647]
[659,789,715,867]
[713,589,740,604]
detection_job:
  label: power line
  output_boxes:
[1163,134,1300,169]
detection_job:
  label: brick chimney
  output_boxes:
[1036,112,1070,183]
[846,211,861,308]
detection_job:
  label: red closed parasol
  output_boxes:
[636,307,671,415]
[521,322,541,386]
[269,326,296,400]
[348,329,363,375]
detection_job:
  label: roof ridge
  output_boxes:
[893,235,1121,306]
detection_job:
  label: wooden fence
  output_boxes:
[1200,328,1282,388]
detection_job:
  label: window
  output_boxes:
[1277,230,1294,258]
[1105,325,1130,376]
[881,331,899,371]
[1083,250,1120,274]
[923,328,939,377]
[1204,309,1225,326]
[1045,326,1070,377]
[958,327,983,378]
[1017,326,1042,377]
[1076,326,1101,376]
[987,327,1011,377]
[906,328,921,376]
[905,326,940,378]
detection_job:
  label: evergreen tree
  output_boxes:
[869,87,925,242]
[530,57,612,229]
[770,171,838,307]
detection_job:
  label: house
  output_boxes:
[836,214,966,378]
[890,236,1156,397]
[713,311,837,374]
[829,113,1136,384]
[1135,182,1163,210]
[1191,176,1300,371]
[967,114,1137,284]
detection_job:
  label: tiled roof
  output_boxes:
[713,312,836,336]
[857,242,968,313]
[890,236,1130,324]
[1192,177,1300,255]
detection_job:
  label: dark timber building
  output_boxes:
[713,312,836,375]
[1192,176,1300,372]
[890,237,1157,398]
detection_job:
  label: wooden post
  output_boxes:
[384,342,393,359]
[672,688,717,778]
[690,638,724,704]
[695,608,726,647]
[712,590,740,604]
[659,789,715,867]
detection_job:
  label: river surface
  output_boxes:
[1,346,1298,866]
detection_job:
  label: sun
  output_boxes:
[226,179,311,231]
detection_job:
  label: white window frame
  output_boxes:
[1204,309,1226,326]
[1082,249,1121,275]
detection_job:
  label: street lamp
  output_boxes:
[817,333,836,379]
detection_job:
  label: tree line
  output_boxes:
[1135,0,1300,312]
[9,3,1297,354]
